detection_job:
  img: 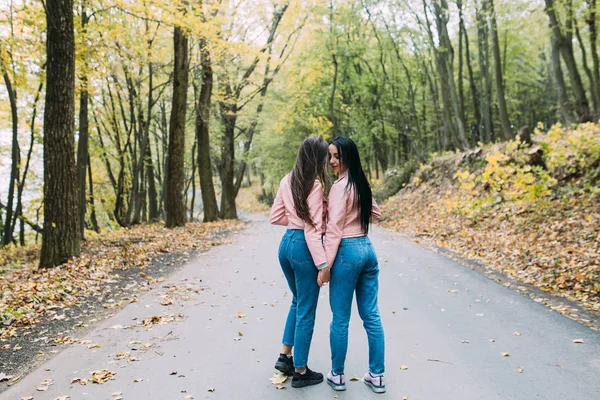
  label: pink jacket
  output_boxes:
[269,174,327,267]
[324,171,381,267]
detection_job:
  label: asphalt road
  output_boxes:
[2,216,600,400]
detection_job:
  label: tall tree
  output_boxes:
[586,0,600,114]
[545,0,591,121]
[476,0,493,142]
[487,0,512,139]
[76,3,90,238]
[40,0,81,267]
[194,39,220,222]
[165,24,189,228]
[1,52,19,246]
[218,4,289,219]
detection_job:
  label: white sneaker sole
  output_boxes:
[327,379,346,391]
[365,380,386,393]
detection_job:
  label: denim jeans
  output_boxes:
[329,236,385,375]
[278,229,321,369]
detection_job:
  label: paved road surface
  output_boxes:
[2,217,600,400]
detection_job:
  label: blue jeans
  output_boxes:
[329,236,385,375]
[279,229,321,369]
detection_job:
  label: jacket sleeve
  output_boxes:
[304,180,327,267]
[371,197,382,221]
[324,182,347,268]
[269,181,288,226]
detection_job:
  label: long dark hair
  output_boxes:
[330,136,372,233]
[290,136,329,227]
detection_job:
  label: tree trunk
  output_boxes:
[575,24,599,113]
[76,5,89,239]
[458,0,466,126]
[87,155,100,233]
[219,90,238,220]
[460,1,481,143]
[477,3,493,142]
[40,0,80,267]
[545,0,591,121]
[550,34,573,123]
[165,26,188,228]
[195,43,219,222]
[587,0,600,114]
[2,71,19,246]
[488,0,512,139]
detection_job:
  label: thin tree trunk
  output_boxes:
[218,86,238,219]
[551,34,573,123]
[545,0,591,120]
[587,0,600,114]
[195,41,219,222]
[477,2,493,142]
[488,0,512,139]
[165,26,188,228]
[460,1,481,143]
[40,0,80,267]
[458,0,466,126]
[76,4,89,239]
[2,71,19,246]
[14,78,44,246]
[87,155,100,233]
[188,139,197,221]
[575,24,599,113]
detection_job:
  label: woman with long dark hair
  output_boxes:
[269,136,331,388]
[324,136,386,393]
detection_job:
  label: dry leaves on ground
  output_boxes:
[383,128,600,317]
[0,220,244,338]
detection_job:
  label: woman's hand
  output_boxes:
[317,267,331,287]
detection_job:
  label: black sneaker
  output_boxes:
[274,353,294,376]
[291,367,324,388]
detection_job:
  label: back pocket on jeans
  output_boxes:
[339,246,364,268]
[289,241,313,266]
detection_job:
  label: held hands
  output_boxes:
[317,267,331,287]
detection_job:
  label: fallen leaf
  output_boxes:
[91,369,116,384]
[461,340,470,344]
[87,343,101,349]
[349,377,360,381]
[207,387,215,392]
[170,371,177,375]
[517,367,524,373]
[238,331,243,336]
[572,338,584,344]
[501,352,510,357]
[237,312,246,318]
[269,373,288,385]
[400,365,409,370]
[185,395,194,399]
[275,385,285,390]
[21,397,34,400]
[134,378,144,382]
[37,386,49,391]
[513,331,522,336]
[55,396,71,400]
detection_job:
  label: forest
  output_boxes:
[0,0,598,267]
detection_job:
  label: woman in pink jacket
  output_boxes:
[269,136,331,388]
[324,136,386,394]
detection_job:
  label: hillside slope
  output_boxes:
[382,123,600,316]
